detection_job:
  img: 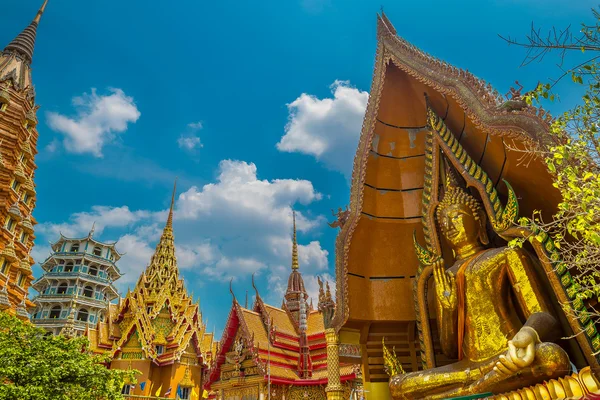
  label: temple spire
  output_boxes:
[34,0,49,24]
[166,178,177,229]
[3,0,49,65]
[291,211,299,270]
[88,221,96,238]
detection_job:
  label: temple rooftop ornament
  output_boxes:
[3,0,48,66]
[15,297,29,320]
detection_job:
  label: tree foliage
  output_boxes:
[0,312,136,400]
[503,8,600,339]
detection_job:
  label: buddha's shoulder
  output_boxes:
[481,246,531,263]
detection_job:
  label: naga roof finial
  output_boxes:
[251,272,260,300]
[229,278,237,303]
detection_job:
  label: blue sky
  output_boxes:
[1,0,597,337]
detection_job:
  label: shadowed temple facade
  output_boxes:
[324,11,600,400]
[204,214,360,400]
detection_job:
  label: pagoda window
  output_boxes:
[89,266,98,276]
[70,243,80,253]
[19,231,28,244]
[17,273,25,287]
[64,263,73,273]
[93,246,102,257]
[121,385,132,395]
[49,306,61,319]
[77,308,89,322]
[83,286,93,298]
[57,283,68,295]
[10,179,19,191]
[5,216,16,232]
[22,192,30,205]
[0,258,8,274]
[156,345,164,355]
[0,103,6,112]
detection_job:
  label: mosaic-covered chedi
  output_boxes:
[0,0,48,318]
[86,183,216,398]
[204,214,360,400]
[327,11,600,400]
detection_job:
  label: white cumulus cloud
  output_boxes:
[47,88,141,157]
[277,80,368,178]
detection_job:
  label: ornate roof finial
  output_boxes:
[166,178,177,229]
[3,0,49,65]
[229,278,237,303]
[88,221,96,238]
[245,290,248,309]
[291,210,299,270]
[251,272,260,300]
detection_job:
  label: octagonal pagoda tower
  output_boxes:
[31,226,122,336]
[0,0,49,318]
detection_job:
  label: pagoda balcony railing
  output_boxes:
[33,271,114,286]
[31,293,109,307]
[32,318,90,328]
[41,252,119,270]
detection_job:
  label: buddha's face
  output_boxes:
[439,204,480,249]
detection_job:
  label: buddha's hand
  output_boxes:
[494,327,539,376]
[433,258,456,309]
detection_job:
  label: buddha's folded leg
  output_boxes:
[389,360,483,400]
[437,342,571,398]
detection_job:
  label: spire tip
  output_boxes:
[34,0,49,24]
[166,178,177,228]
[291,210,299,270]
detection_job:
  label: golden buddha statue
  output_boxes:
[389,183,571,399]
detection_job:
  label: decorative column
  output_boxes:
[325,328,344,400]
[259,382,265,400]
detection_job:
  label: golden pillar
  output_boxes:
[325,328,344,400]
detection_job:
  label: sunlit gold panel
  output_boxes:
[370,279,416,321]
[347,218,421,279]
[377,64,426,127]
[362,186,421,218]
[374,123,427,158]
[364,154,425,191]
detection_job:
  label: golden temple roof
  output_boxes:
[87,181,214,367]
